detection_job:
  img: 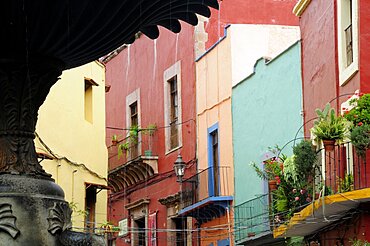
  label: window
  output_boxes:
[337,0,358,85]
[130,101,139,158]
[164,61,182,153]
[169,76,179,149]
[208,124,220,197]
[126,89,141,157]
[84,78,98,123]
[85,185,97,232]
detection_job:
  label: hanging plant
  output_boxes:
[116,124,157,159]
[311,103,351,151]
[350,124,370,157]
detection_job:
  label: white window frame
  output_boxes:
[163,61,183,154]
[126,89,141,157]
[337,0,359,86]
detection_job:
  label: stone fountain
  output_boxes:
[0,1,218,245]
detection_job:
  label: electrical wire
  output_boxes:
[35,131,107,181]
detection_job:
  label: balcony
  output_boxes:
[273,143,370,238]
[178,166,233,224]
[108,133,158,193]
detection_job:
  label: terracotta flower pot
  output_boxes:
[322,139,335,152]
[268,180,277,191]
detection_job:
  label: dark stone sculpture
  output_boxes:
[0,0,218,244]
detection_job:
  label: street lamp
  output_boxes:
[173,154,186,182]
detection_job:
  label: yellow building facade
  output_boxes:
[34,61,108,232]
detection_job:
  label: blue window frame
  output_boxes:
[208,123,220,197]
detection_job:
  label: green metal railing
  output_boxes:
[234,194,270,243]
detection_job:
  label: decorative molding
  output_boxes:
[0,204,20,238]
[47,202,72,235]
[293,0,312,17]
[0,61,63,178]
[125,198,150,210]
[158,193,180,207]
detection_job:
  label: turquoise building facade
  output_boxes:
[232,42,303,244]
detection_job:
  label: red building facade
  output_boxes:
[104,1,299,245]
[104,25,198,246]
[205,0,299,49]
[293,0,370,244]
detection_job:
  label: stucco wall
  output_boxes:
[196,31,234,196]
[105,25,198,246]
[205,0,299,49]
[35,61,108,230]
[229,24,300,86]
[232,42,303,205]
[299,0,362,136]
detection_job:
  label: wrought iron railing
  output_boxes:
[234,143,369,241]
[180,166,231,209]
[319,142,368,193]
[234,194,270,243]
[108,132,159,170]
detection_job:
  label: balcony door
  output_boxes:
[208,124,220,197]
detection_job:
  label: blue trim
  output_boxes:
[207,123,219,197]
[195,24,231,62]
[217,239,230,246]
[178,196,233,215]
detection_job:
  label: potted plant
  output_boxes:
[251,157,282,191]
[350,124,370,157]
[143,123,157,156]
[344,94,370,157]
[117,125,139,158]
[111,134,118,146]
[337,173,354,193]
[311,104,351,151]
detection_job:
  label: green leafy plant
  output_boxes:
[311,103,351,143]
[293,140,317,179]
[283,155,299,185]
[350,124,370,157]
[350,238,370,246]
[344,93,370,127]
[117,124,157,158]
[100,221,120,233]
[251,158,282,181]
[111,134,118,146]
[337,173,354,193]
[69,202,88,222]
[118,125,139,158]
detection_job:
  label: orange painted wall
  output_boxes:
[200,214,232,246]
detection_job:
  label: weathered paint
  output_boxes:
[205,0,299,49]
[196,30,234,197]
[200,214,231,246]
[105,25,198,246]
[232,42,303,204]
[299,0,363,136]
[300,0,370,185]
[295,0,370,241]
[35,61,108,230]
